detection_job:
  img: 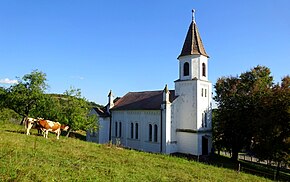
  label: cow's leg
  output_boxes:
[56,130,60,139]
[26,123,33,135]
[43,130,48,138]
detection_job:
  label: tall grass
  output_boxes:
[0,122,270,181]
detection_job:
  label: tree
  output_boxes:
[0,87,6,110]
[214,65,273,161]
[58,88,98,137]
[251,76,290,179]
[30,93,61,121]
[212,108,223,155]
[5,70,47,124]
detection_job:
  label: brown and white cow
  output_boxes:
[37,119,69,139]
[25,117,38,135]
[25,117,44,135]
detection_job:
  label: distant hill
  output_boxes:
[47,93,103,108]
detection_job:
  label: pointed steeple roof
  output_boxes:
[178,10,209,58]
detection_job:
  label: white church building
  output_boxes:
[87,11,213,156]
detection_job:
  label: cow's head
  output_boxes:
[61,125,69,131]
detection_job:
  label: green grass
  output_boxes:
[0,122,271,181]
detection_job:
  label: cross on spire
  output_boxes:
[192,9,196,23]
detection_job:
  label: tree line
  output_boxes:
[0,70,98,136]
[213,65,290,178]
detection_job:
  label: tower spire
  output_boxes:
[178,9,209,58]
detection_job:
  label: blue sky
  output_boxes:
[0,0,289,105]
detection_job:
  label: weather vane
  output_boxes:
[192,9,196,23]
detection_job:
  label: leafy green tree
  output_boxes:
[5,70,47,124]
[30,94,61,121]
[214,76,249,160]
[58,88,98,136]
[0,87,6,109]
[251,76,290,179]
[214,65,273,161]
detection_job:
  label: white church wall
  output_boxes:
[196,80,212,130]
[111,110,161,153]
[87,117,110,144]
[191,57,199,79]
[169,103,178,154]
[174,80,197,130]
[176,132,199,155]
[178,55,209,81]
[98,118,110,144]
[111,111,125,144]
[86,109,110,144]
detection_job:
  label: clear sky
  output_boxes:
[0,0,289,105]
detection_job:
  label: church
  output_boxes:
[87,11,213,156]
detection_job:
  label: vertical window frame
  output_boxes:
[130,123,134,139]
[149,124,152,142]
[135,123,139,139]
[115,122,118,137]
[204,113,207,128]
[119,122,122,137]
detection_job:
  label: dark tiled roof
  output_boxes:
[92,107,110,117]
[112,90,176,110]
[178,21,209,58]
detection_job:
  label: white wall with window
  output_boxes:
[111,110,161,153]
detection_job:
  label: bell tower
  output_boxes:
[174,10,212,155]
[178,9,209,82]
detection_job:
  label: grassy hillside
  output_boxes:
[0,122,270,182]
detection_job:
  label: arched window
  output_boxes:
[149,124,152,141]
[131,123,134,139]
[135,123,139,139]
[119,122,122,137]
[154,124,158,142]
[183,62,189,76]
[202,63,206,77]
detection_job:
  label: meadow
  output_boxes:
[0,122,270,181]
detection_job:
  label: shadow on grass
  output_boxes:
[62,131,86,141]
[5,129,86,141]
[172,153,290,181]
[5,129,26,135]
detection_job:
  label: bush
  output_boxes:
[0,108,21,124]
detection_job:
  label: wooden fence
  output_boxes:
[221,151,289,170]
